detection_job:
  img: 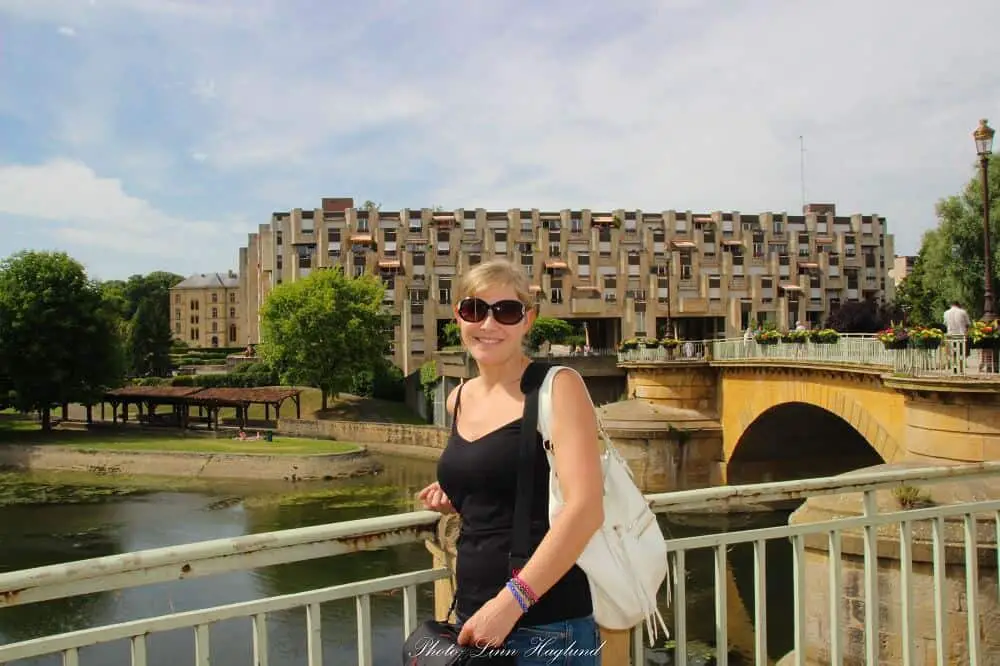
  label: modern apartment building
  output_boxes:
[169,272,244,349]
[238,198,895,374]
[890,255,916,286]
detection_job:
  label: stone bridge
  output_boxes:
[609,354,1000,491]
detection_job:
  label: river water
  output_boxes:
[0,455,794,665]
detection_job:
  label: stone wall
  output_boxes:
[607,429,724,493]
[626,365,719,413]
[279,418,449,460]
[0,444,379,481]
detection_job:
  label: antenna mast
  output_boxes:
[799,135,806,211]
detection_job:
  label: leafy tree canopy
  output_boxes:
[100,272,183,377]
[527,317,574,349]
[258,267,391,409]
[0,251,125,428]
[894,153,1000,324]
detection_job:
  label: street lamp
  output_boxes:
[974,118,996,321]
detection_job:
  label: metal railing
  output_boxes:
[617,339,711,363]
[0,511,446,666]
[4,463,1000,665]
[641,461,1000,665]
[711,335,999,377]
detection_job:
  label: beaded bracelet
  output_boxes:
[511,574,538,604]
[505,580,530,612]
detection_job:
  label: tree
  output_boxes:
[258,267,391,410]
[0,251,125,429]
[907,153,1000,322]
[100,272,183,376]
[824,299,903,333]
[527,317,574,350]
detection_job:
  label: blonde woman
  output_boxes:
[418,258,605,664]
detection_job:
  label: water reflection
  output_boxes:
[0,456,795,666]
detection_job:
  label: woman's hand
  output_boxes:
[457,587,522,650]
[417,482,454,514]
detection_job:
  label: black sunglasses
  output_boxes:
[456,297,527,325]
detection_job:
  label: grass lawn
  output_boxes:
[0,415,362,455]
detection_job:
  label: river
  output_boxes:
[0,455,795,665]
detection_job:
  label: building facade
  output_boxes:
[238,198,895,374]
[890,255,915,286]
[169,272,244,349]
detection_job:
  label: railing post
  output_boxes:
[424,514,459,621]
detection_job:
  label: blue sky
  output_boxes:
[1,0,998,281]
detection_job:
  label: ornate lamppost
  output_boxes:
[974,118,996,321]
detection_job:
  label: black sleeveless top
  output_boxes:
[436,381,592,625]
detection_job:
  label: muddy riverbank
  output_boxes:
[0,444,381,481]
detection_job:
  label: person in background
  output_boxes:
[944,301,972,337]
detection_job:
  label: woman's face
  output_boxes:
[454,285,534,365]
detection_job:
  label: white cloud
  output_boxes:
[0,159,228,257]
[56,25,75,36]
[2,0,999,275]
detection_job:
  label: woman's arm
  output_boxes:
[458,368,604,646]
[512,367,604,596]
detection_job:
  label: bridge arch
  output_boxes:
[727,401,887,485]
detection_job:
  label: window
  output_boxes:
[439,278,451,305]
[212,293,218,303]
[549,242,561,257]
[276,231,282,245]
[229,292,236,304]
[211,322,218,333]
[328,228,341,243]
[174,294,180,303]
[570,216,582,233]
[709,276,721,289]
[229,307,236,318]
[229,324,237,343]
[175,309,181,320]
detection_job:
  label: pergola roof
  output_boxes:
[104,386,301,405]
[106,386,204,399]
[191,387,301,405]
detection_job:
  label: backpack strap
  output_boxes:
[509,361,551,575]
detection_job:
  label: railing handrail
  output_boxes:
[645,459,1000,513]
[0,509,441,608]
[7,462,1000,609]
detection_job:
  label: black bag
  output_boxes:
[401,363,550,665]
[401,619,475,665]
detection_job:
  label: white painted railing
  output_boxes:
[712,335,998,377]
[5,463,1000,665]
[0,511,446,666]
[617,339,711,363]
[638,461,1000,665]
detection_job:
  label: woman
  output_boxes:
[418,258,605,664]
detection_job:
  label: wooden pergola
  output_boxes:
[103,386,207,428]
[189,387,302,429]
[101,386,302,431]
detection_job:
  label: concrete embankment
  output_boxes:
[0,444,381,481]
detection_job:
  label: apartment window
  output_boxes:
[847,270,859,290]
[328,228,341,243]
[570,216,582,234]
[680,252,693,279]
[550,286,563,304]
[190,300,199,310]
[829,253,840,266]
[439,278,451,305]
[709,276,721,289]
[603,276,617,302]
[549,242,561,257]
[413,252,425,268]
[190,329,197,341]
[773,220,784,234]
[577,253,590,276]
[762,278,773,289]
[598,226,611,242]
[175,309,181,320]
[211,307,218,319]
[229,292,236,304]
[357,216,369,232]
[438,229,451,255]
[469,253,481,265]
[229,307,236,318]
[276,256,283,270]
[276,231,282,246]
[409,216,422,232]
[797,234,810,257]
[228,325,237,343]
[494,229,507,243]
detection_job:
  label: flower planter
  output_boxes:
[882,340,909,350]
[913,339,942,350]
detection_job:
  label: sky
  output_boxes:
[0,0,998,281]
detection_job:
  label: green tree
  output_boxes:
[527,317,574,350]
[0,251,125,429]
[911,153,1000,321]
[100,272,183,376]
[258,267,390,410]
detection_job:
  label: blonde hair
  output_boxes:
[453,258,535,307]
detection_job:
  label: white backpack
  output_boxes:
[536,365,670,644]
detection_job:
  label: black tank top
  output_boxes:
[436,381,592,625]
